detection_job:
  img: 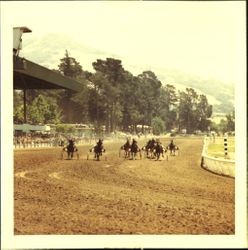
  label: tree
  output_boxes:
[195,94,212,131]
[226,109,235,132]
[119,72,144,132]
[58,50,83,78]
[152,116,165,135]
[28,95,62,124]
[14,90,24,123]
[92,58,126,132]
[137,71,162,127]
[159,84,178,131]
[218,119,228,134]
[57,50,86,123]
[88,71,109,133]
[178,88,213,133]
[178,88,199,133]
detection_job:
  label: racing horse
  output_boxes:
[130,139,142,160]
[119,139,131,158]
[87,139,106,161]
[153,142,168,161]
[61,139,79,160]
[142,139,156,159]
[167,140,180,156]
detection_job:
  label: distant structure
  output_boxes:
[13,26,32,56]
[13,26,83,130]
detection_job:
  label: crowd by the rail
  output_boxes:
[13,134,94,149]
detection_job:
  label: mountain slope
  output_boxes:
[156,69,234,114]
[20,34,234,115]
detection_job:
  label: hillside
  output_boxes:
[156,68,234,115]
[20,34,235,115]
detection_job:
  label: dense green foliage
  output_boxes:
[14,50,233,134]
[210,110,235,134]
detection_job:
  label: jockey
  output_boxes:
[91,139,104,159]
[69,138,77,150]
[131,138,137,149]
[150,138,156,148]
[68,138,74,144]
[168,139,175,149]
[132,138,137,144]
[123,138,131,149]
[67,138,75,148]
[96,138,102,146]
[96,139,104,152]
[146,139,152,148]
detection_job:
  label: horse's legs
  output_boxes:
[125,150,128,158]
[68,152,72,159]
[157,152,160,160]
[147,150,150,158]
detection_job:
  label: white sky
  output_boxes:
[3,0,246,84]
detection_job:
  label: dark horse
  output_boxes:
[89,139,106,161]
[61,139,78,159]
[142,139,156,159]
[130,139,141,160]
[119,139,131,158]
[153,142,168,160]
[167,140,179,156]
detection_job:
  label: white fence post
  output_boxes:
[224,137,228,158]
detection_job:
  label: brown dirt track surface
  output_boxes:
[14,137,235,235]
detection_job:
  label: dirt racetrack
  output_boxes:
[14,137,235,235]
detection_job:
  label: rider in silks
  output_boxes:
[67,139,74,149]
[95,139,104,157]
[168,139,175,150]
[123,138,131,150]
[130,138,141,160]
[149,138,156,148]
[66,138,78,159]
[131,139,138,152]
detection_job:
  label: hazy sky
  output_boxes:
[3,1,246,84]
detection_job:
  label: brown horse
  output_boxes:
[61,139,79,160]
[119,140,131,158]
[130,139,142,160]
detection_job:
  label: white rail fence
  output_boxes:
[13,138,94,149]
[13,134,152,150]
[201,136,235,178]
